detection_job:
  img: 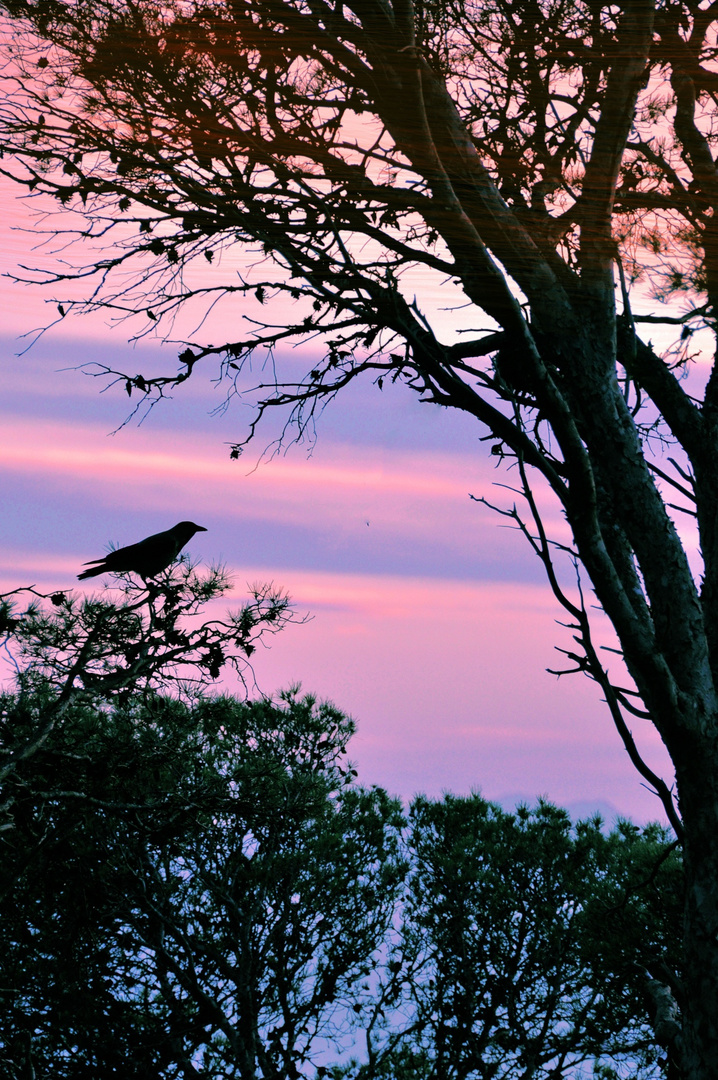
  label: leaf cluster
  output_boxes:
[0,686,405,1079]
[0,685,682,1080]
[0,565,296,788]
[384,796,682,1079]
[0,578,682,1080]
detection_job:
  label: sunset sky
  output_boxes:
[0,176,679,825]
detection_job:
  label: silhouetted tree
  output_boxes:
[0,686,406,1079]
[0,672,680,1079]
[0,572,403,1078]
[0,563,293,784]
[0,0,714,1070]
[360,796,682,1080]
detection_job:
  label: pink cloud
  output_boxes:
[0,547,675,821]
[0,411,570,561]
[244,568,674,820]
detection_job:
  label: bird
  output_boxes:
[78,522,207,580]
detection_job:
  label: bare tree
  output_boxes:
[0,0,716,1071]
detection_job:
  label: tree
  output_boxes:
[0,573,405,1079]
[0,0,714,1070]
[0,688,406,1079]
[0,563,293,784]
[0,642,681,1079]
[387,797,682,1080]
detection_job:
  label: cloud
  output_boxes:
[0,178,682,827]
[0,549,674,821]
[0,410,571,581]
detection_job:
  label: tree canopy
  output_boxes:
[0,578,681,1079]
[353,795,682,1080]
[1,685,406,1078]
[0,564,293,784]
[1,0,716,1072]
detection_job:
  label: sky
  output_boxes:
[0,175,679,826]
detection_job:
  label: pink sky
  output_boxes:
[0,177,678,823]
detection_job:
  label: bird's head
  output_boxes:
[176,521,208,537]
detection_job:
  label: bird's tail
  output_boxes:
[77,565,105,580]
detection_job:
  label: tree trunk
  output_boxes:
[677,752,718,1079]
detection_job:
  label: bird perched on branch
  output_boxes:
[78,521,207,580]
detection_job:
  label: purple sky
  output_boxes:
[0,178,678,824]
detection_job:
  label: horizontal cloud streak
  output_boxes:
[0,411,571,585]
[0,305,676,824]
[0,545,674,822]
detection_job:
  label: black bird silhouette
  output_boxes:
[78,522,207,580]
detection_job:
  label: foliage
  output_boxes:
[0,563,294,783]
[0,686,405,1079]
[349,796,682,1080]
[0,684,681,1080]
[0,583,681,1079]
[3,0,717,1068]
